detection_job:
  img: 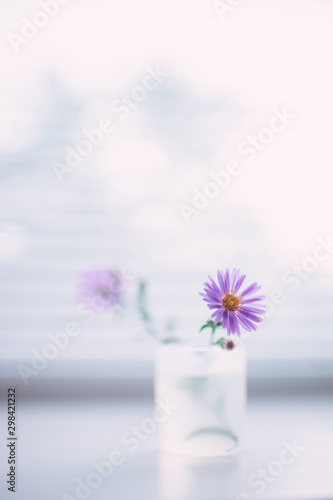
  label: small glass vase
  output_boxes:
[154,344,246,457]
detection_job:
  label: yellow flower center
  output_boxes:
[222,292,242,312]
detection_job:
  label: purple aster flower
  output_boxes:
[77,269,126,312]
[200,268,265,337]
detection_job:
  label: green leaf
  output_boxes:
[214,337,227,347]
[199,324,210,332]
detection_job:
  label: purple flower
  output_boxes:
[77,269,126,312]
[225,340,235,351]
[200,268,265,337]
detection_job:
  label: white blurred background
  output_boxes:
[1,0,333,375]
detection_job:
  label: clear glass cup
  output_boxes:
[154,344,246,457]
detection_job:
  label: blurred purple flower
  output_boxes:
[77,269,126,312]
[200,268,265,337]
[225,340,235,351]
